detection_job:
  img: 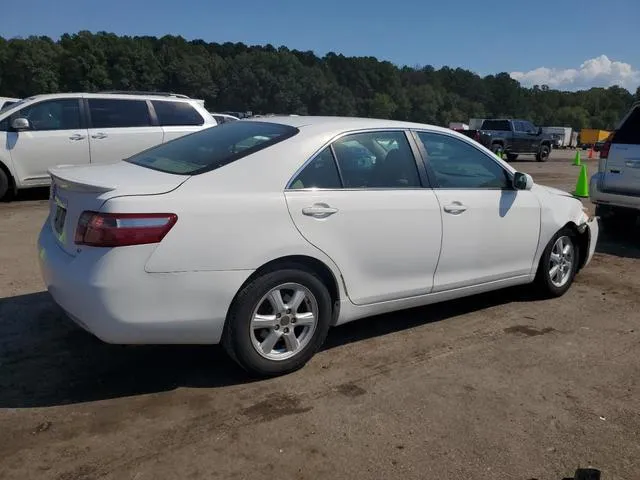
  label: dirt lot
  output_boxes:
[1,149,639,480]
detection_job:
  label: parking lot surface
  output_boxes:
[1,150,639,480]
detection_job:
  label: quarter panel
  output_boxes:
[102,189,336,275]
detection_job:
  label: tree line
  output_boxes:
[1,31,639,130]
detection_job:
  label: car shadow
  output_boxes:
[595,219,640,259]
[2,187,50,203]
[0,286,540,409]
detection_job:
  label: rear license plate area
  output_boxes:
[53,200,67,236]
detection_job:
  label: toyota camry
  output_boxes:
[38,116,599,376]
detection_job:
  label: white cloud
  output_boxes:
[510,55,640,92]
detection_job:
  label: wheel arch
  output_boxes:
[560,220,590,272]
[229,254,343,325]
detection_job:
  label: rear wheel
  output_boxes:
[534,228,578,298]
[536,145,550,162]
[223,266,332,377]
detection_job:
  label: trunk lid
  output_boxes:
[48,161,188,256]
[601,104,640,195]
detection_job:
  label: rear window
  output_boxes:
[152,100,204,126]
[613,106,640,145]
[481,120,511,131]
[125,121,299,175]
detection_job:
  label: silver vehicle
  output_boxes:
[590,102,640,225]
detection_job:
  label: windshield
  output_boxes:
[125,121,299,175]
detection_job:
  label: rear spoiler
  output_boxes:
[49,167,116,194]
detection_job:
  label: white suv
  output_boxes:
[0,91,217,200]
[590,101,640,225]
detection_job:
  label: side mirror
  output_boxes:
[513,172,533,190]
[11,118,30,130]
[537,126,543,135]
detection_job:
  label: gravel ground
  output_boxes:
[1,149,639,480]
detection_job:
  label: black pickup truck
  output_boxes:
[457,119,554,162]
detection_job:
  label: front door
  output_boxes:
[86,98,163,164]
[5,98,89,187]
[414,130,541,292]
[284,130,443,305]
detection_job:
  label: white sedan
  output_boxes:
[38,116,599,376]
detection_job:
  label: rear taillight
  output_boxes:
[75,212,177,247]
[599,134,613,159]
[474,131,480,141]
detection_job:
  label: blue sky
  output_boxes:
[1,0,639,91]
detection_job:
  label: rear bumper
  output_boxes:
[37,221,253,345]
[590,172,640,211]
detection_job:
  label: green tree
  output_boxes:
[0,31,636,131]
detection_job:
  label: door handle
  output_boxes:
[91,133,108,139]
[69,134,86,141]
[443,202,467,214]
[302,203,338,218]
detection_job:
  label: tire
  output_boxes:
[222,265,332,377]
[534,227,578,298]
[536,145,550,162]
[506,153,519,161]
[0,168,10,202]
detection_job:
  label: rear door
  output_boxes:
[284,130,443,305]
[601,105,640,195]
[2,98,89,187]
[151,100,210,142]
[86,98,164,164]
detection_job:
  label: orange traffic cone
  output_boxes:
[588,146,594,159]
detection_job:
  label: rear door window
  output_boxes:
[126,120,299,175]
[88,99,152,128]
[289,147,342,189]
[331,131,421,188]
[152,100,204,126]
[614,106,640,145]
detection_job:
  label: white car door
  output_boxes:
[4,98,89,187]
[87,98,164,164]
[414,130,541,292]
[151,99,212,142]
[284,130,443,306]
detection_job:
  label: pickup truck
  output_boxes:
[456,119,554,162]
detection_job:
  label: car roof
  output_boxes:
[19,92,199,103]
[243,115,454,136]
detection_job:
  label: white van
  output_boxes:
[0,92,217,200]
